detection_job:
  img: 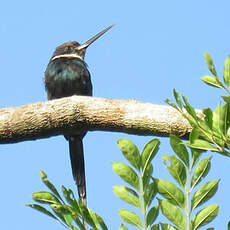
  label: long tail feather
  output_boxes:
[68,135,87,229]
[68,135,86,203]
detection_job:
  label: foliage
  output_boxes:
[28,137,219,230]
[158,135,219,230]
[114,137,219,230]
[27,171,108,230]
[113,138,160,229]
[166,53,230,157]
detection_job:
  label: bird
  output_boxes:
[44,25,114,205]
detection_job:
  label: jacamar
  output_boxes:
[44,25,114,204]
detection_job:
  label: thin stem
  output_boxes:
[186,165,192,230]
[141,172,147,230]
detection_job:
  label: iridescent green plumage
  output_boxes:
[45,57,92,99]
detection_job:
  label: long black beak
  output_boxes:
[76,24,114,51]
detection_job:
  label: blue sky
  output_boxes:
[0,0,230,229]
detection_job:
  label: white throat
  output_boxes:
[51,53,83,61]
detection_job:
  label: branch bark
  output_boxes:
[0,95,202,144]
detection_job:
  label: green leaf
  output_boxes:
[160,223,179,230]
[163,155,187,188]
[146,206,159,226]
[142,163,153,190]
[173,89,182,109]
[228,220,230,230]
[112,162,140,191]
[222,95,230,104]
[156,179,185,210]
[141,138,160,172]
[226,140,230,150]
[191,180,219,210]
[213,104,225,134]
[61,186,80,214]
[194,119,213,138]
[63,213,73,227]
[119,223,129,230]
[78,201,97,228]
[88,209,100,229]
[26,203,65,226]
[222,103,230,137]
[113,185,141,209]
[159,199,186,230]
[224,103,230,135]
[95,213,108,230]
[118,209,142,228]
[201,75,223,88]
[184,139,219,152]
[202,108,213,129]
[70,209,85,230]
[50,204,71,225]
[117,139,141,171]
[165,98,180,111]
[144,181,157,209]
[151,224,160,230]
[32,191,60,204]
[141,139,158,190]
[52,204,82,229]
[191,149,203,169]
[189,128,200,144]
[204,52,217,76]
[170,135,189,167]
[224,56,230,88]
[191,157,211,189]
[191,204,219,230]
[40,171,64,203]
[182,95,197,119]
[58,192,83,229]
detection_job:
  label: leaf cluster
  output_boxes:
[157,135,219,230]
[201,52,230,94]
[113,138,160,229]
[28,138,220,230]
[166,53,230,157]
[27,171,107,230]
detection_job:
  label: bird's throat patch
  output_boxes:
[51,54,83,61]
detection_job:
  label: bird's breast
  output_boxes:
[44,58,92,99]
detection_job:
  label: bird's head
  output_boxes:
[51,24,114,61]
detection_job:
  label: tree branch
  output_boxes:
[0,95,202,144]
